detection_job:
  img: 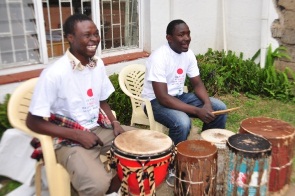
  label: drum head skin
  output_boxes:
[227,133,272,158]
[240,117,295,139]
[177,140,217,159]
[114,129,172,155]
[201,128,235,144]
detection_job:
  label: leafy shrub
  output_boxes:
[0,94,12,139]
[108,73,132,125]
[193,47,295,101]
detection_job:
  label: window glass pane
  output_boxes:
[1,52,14,64]
[0,21,9,34]
[0,3,8,17]
[0,37,13,53]
[0,0,40,69]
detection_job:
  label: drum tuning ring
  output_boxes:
[135,156,151,166]
[109,161,117,169]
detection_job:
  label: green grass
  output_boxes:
[193,93,295,132]
[193,93,295,183]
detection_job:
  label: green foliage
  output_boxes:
[265,45,291,68]
[191,46,295,101]
[107,73,132,125]
[0,94,12,139]
[0,177,21,196]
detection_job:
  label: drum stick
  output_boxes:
[212,107,241,115]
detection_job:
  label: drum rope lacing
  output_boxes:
[106,146,177,196]
[271,160,293,171]
[173,164,216,185]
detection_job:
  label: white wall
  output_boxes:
[172,0,224,54]
[145,0,279,58]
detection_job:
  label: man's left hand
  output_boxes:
[112,122,125,136]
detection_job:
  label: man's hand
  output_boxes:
[112,121,125,136]
[198,104,215,124]
[74,130,103,149]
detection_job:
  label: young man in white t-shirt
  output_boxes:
[26,14,124,195]
[141,19,227,186]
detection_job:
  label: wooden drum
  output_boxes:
[108,129,175,196]
[225,133,272,196]
[239,117,295,194]
[201,129,235,195]
[175,140,217,195]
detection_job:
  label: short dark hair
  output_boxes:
[166,19,187,35]
[63,14,92,36]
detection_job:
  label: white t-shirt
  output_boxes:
[29,54,114,129]
[141,43,200,100]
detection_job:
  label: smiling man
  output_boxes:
[26,14,124,195]
[141,19,227,187]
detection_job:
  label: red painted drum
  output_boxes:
[108,129,175,196]
[201,129,235,195]
[174,140,217,196]
[239,117,295,195]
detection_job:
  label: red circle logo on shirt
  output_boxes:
[177,68,183,74]
[87,89,93,97]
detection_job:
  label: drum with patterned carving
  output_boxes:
[108,129,175,196]
[225,133,272,196]
[175,140,217,195]
[239,117,295,195]
[201,128,235,195]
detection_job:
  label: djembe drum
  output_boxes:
[108,129,175,196]
[175,140,217,196]
[225,133,272,196]
[201,129,235,195]
[239,117,295,195]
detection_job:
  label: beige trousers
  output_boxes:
[55,125,136,196]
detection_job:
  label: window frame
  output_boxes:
[0,0,143,74]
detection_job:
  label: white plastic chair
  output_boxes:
[7,77,71,196]
[118,64,187,133]
[8,78,114,196]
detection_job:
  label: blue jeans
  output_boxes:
[146,93,227,145]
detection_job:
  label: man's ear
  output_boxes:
[166,34,172,43]
[67,34,74,44]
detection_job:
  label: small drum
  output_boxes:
[108,129,175,196]
[175,140,217,196]
[239,117,295,195]
[201,129,235,195]
[225,133,272,196]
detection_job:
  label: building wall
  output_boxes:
[272,0,295,73]
[145,0,279,58]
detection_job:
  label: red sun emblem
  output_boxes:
[177,68,183,74]
[87,89,93,97]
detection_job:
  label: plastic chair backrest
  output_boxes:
[119,64,169,132]
[119,64,145,112]
[7,78,71,196]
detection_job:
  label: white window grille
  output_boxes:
[0,0,140,69]
[0,0,39,69]
[100,0,139,53]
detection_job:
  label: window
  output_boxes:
[0,0,140,70]
[0,0,39,69]
[100,0,139,53]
